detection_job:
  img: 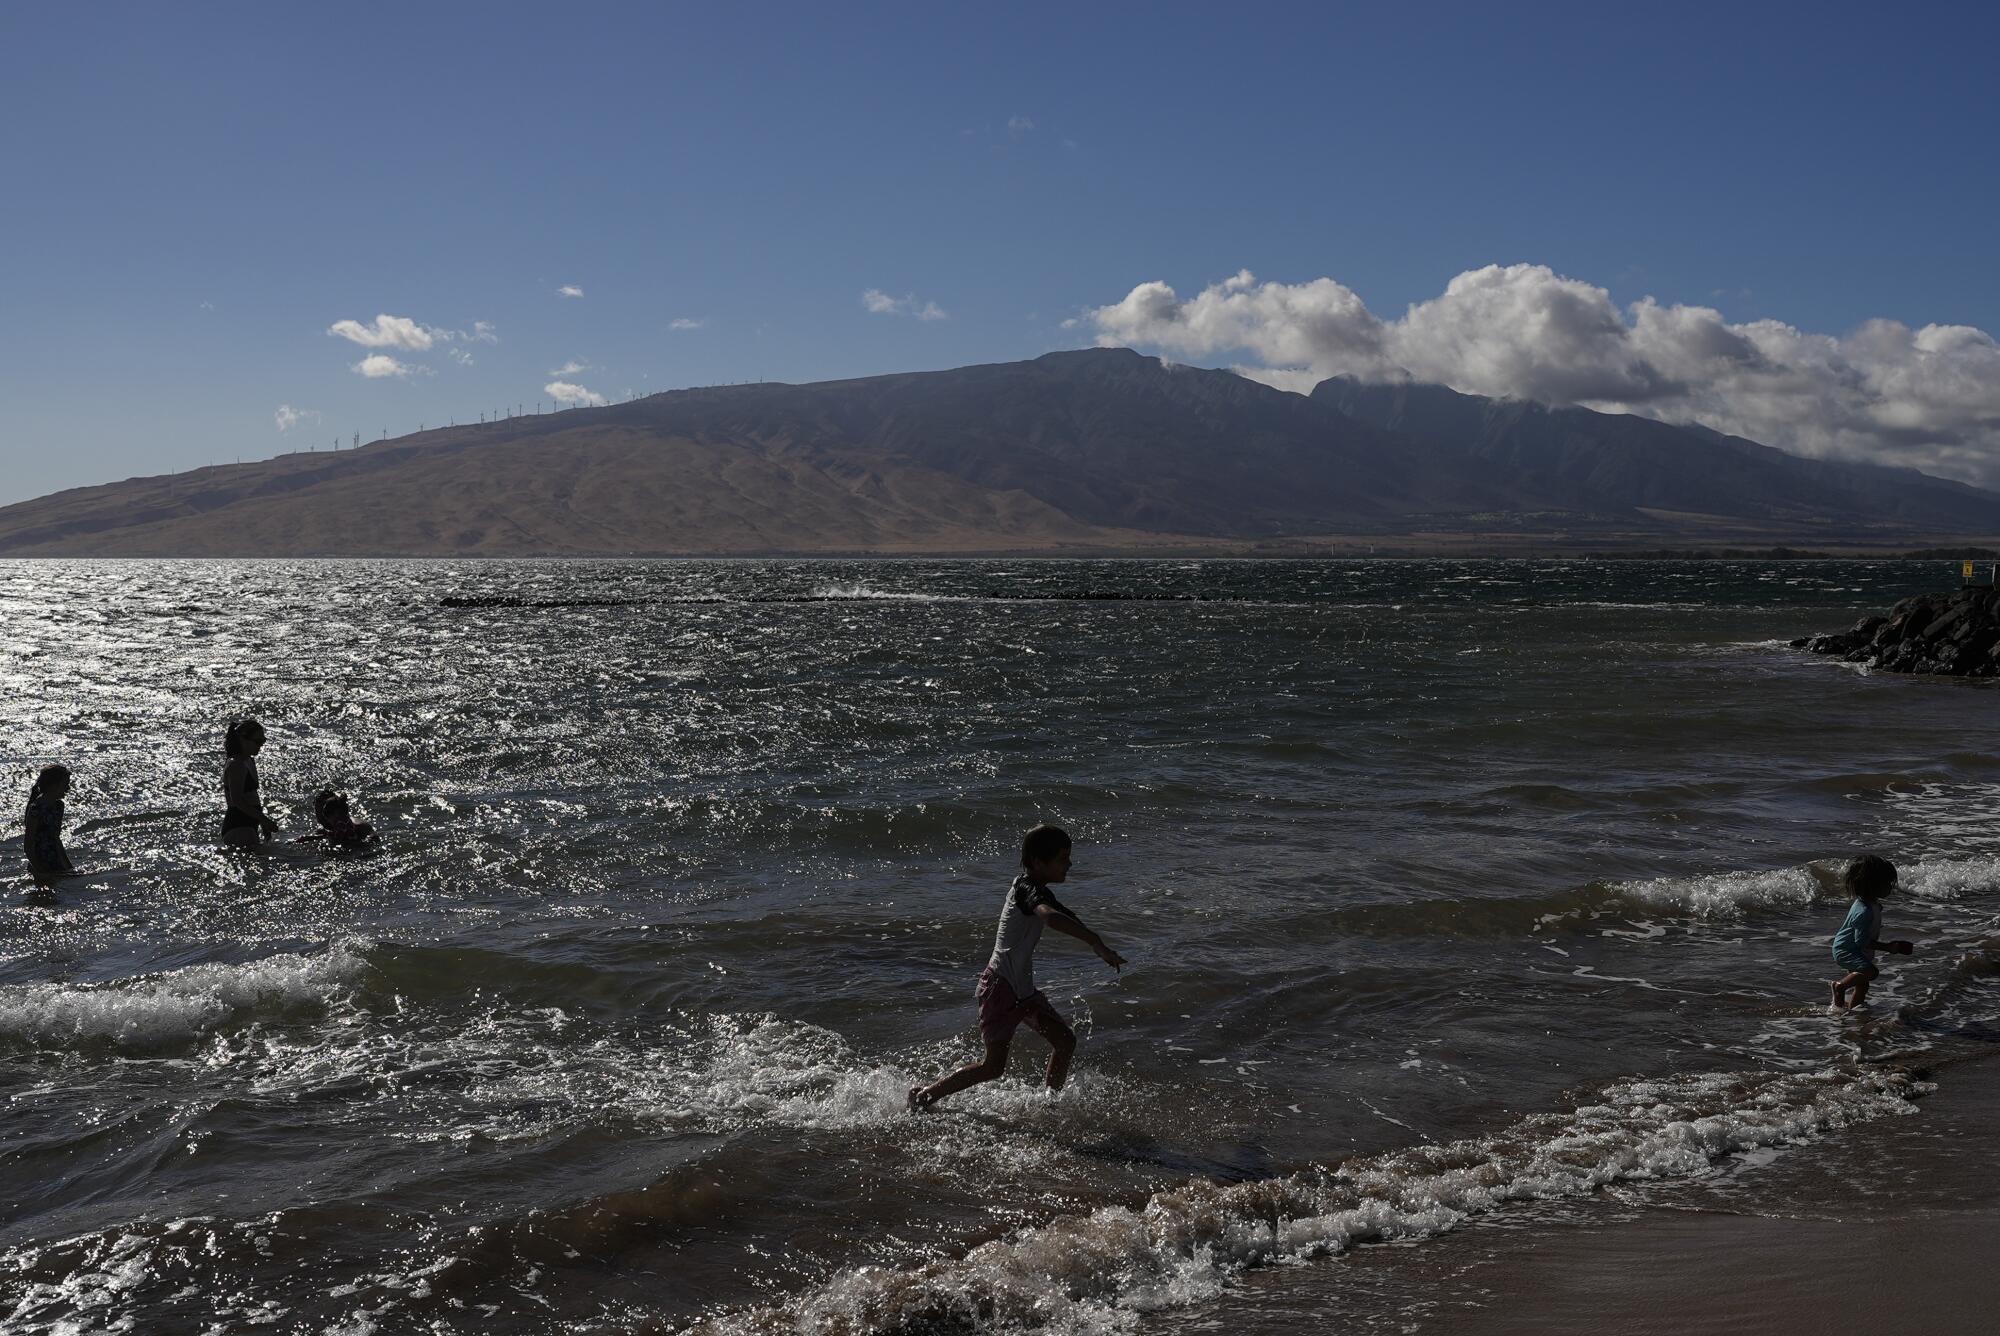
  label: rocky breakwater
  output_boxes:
[1796,585,2000,677]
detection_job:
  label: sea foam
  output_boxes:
[1614,866,1825,917]
[697,1065,1918,1335]
[0,943,367,1052]
[1612,855,2000,920]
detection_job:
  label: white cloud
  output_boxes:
[1008,114,1035,134]
[669,317,705,331]
[352,353,430,379]
[545,379,607,407]
[1085,264,2000,487]
[862,288,949,321]
[550,360,590,375]
[273,404,320,432]
[327,314,489,374]
[558,284,584,298]
[328,314,435,351]
[328,316,434,352]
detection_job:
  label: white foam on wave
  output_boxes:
[810,584,955,603]
[698,1065,1919,1336]
[282,1008,939,1143]
[1615,866,1823,918]
[1892,854,2000,901]
[668,1013,908,1128]
[1614,855,1998,922]
[1563,600,1714,611]
[3,1214,294,1335]
[218,1002,1129,1199]
[434,1010,1113,1157]
[0,943,368,1052]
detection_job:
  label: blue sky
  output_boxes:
[4,1,1999,504]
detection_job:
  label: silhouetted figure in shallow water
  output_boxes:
[304,789,377,849]
[222,719,280,847]
[24,764,76,885]
[908,824,1126,1113]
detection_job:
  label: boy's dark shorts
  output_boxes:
[975,967,1065,1046]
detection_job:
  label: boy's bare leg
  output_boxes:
[1042,1019,1077,1092]
[910,1040,1008,1111]
[1831,967,1877,1011]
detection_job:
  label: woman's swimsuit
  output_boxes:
[222,761,261,834]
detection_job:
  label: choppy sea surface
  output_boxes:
[3,558,1996,1335]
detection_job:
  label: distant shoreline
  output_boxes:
[1,543,1995,561]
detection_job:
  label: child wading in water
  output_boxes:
[23,765,77,885]
[1830,854,1913,1011]
[908,824,1126,1113]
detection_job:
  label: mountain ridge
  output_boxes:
[3,348,1996,556]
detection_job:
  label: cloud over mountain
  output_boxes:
[862,289,948,321]
[544,379,606,407]
[1087,264,2000,487]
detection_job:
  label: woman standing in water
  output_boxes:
[222,719,280,846]
[24,764,77,884]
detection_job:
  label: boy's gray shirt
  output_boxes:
[986,874,1068,998]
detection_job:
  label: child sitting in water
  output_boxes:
[306,789,377,849]
[1830,854,1913,1011]
[908,824,1126,1112]
[23,765,77,884]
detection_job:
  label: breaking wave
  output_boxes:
[695,1065,1921,1335]
[1612,855,2000,919]
[0,943,368,1052]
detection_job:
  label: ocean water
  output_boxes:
[2,558,1996,1335]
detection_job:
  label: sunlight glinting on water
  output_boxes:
[3,558,1997,1334]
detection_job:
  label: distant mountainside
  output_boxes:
[3,348,1996,556]
[1310,376,2000,531]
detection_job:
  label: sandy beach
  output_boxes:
[1158,1050,2000,1336]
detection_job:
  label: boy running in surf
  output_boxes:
[908,824,1125,1111]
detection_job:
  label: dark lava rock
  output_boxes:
[1796,586,2000,677]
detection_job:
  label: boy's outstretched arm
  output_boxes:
[1037,906,1126,971]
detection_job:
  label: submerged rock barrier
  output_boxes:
[1794,585,2000,677]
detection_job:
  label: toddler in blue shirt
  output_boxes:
[1830,854,1912,1011]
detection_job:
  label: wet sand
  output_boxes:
[1157,1052,2000,1336]
[1450,1052,2000,1336]
[1437,1207,1994,1336]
